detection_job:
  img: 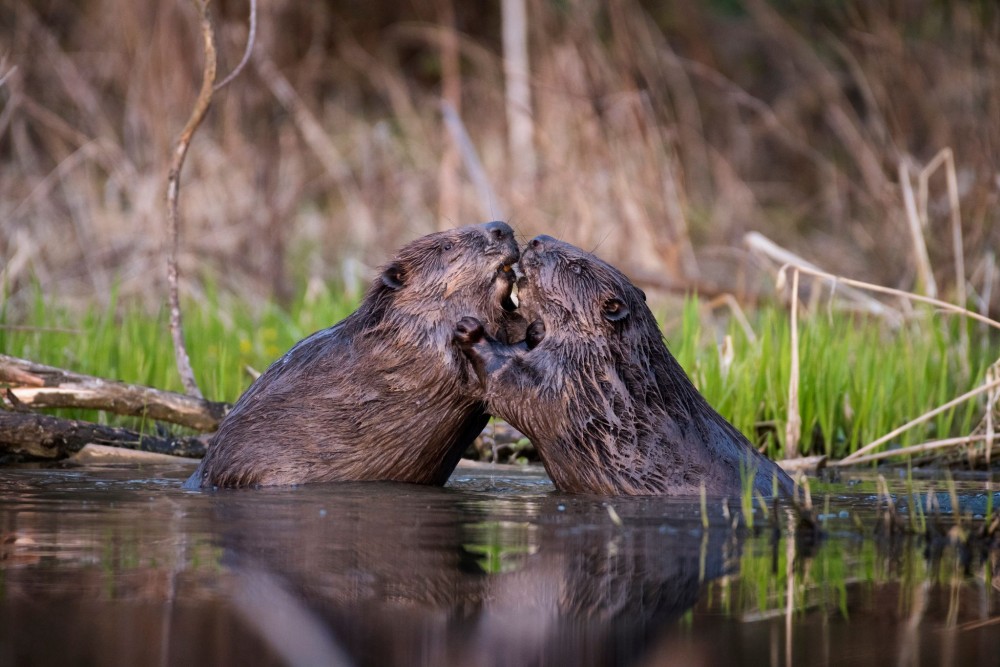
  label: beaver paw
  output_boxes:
[454,316,486,347]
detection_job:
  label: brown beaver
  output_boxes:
[184,221,520,488]
[455,235,794,497]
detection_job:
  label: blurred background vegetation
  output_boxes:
[2,0,998,317]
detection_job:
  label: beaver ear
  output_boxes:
[602,298,629,322]
[638,289,647,302]
[381,263,405,290]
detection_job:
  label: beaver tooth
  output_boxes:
[510,282,519,307]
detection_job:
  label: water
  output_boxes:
[1,461,998,667]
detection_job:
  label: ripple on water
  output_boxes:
[0,464,997,666]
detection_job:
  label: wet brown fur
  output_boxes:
[185,222,519,488]
[456,235,794,497]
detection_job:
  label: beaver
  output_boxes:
[184,221,520,488]
[454,234,794,497]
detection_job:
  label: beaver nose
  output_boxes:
[529,235,555,252]
[484,220,514,243]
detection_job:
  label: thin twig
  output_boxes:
[213,0,257,92]
[833,435,991,467]
[440,99,505,220]
[0,64,17,88]
[12,140,101,220]
[919,148,970,377]
[783,268,801,458]
[899,160,938,297]
[0,325,82,334]
[253,54,374,240]
[703,293,756,343]
[773,263,1000,333]
[916,149,965,303]
[838,377,1000,463]
[746,231,901,323]
[166,0,218,399]
[985,362,997,465]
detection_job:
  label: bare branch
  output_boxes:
[166,0,218,399]
[214,0,257,92]
[0,354,230,431]
[0,410,208,462]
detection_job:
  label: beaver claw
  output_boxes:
[454,316,486,347]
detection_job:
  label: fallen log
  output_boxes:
[0,410,209,462]
[68,443,201,464]
[0,354,230,431]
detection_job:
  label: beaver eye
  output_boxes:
[602,297,629,322]
[569,262,582,275]
[443,242,453,251]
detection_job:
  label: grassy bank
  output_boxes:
[2,287,995,463]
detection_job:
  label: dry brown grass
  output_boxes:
[1,0,998,317]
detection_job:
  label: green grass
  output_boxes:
[669,300,995,461]
[1,287,996,460]
[0,283,357,425]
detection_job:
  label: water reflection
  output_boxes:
[0,464,999,666]
[210,482,738,666]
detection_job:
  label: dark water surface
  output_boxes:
[1,462,998,667]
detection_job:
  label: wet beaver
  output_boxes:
[185,221,520,488]
[455,235,794,497]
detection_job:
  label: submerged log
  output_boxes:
[0,411,208,462]
[0,354,230,431]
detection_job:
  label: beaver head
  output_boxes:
[457,234,793,497]
[369,220,520,342]
[515,234,653,352]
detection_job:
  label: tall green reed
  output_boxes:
[2,289,994,458]
[667,299,993,460]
